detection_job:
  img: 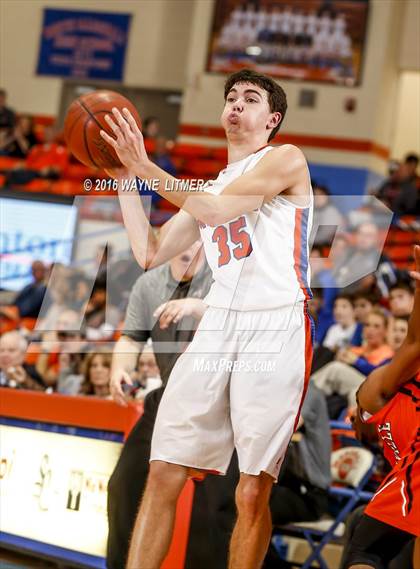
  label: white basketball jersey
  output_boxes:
[198,146,313,311]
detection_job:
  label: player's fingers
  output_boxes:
[104,113,119,134]
[100,130,118,148]
[173,309,183,323]
[159,309,176,329]
[153,303,167,318]
[112,107,131,139]
[123,108,142,137]
[409,270,420,282]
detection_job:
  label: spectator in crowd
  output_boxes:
[264,384,331,567]
[25,125,68,178]
[0,114,37,158]
[5,125,68,185]
[312,308,394,415]
[311,183,344,247]
[129,344,161,395]
[332,221,397,295]
[152,137,177,177]
[389,281,414,317]
[38,265,74,330]
[79,351,112,398]
[322,294,357,352]
[310,245,337,345]
[14,260,47,318]
[36,309,86,392]
[142,116,160,140]
[107,243,216,569]
[351,290,380,346]
[0,331,45,391]
[374,154,419,215]
[0,89,16,149]
[84,277,121,340]
[387,314,409,351]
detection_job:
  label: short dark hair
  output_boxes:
[224,69,287,141]
[334,293,354,307]
[0,89,6,98]
[404,153,419,166]
[393,314,410,323]
[389,281,414,296]
[352,290,380,305]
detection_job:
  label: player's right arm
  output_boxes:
[358,245,420,414]
[113,169,200,270]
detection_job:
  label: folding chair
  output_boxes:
[272,446,376,569]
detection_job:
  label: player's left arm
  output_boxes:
[358,245,420,414]
[100,108,307,226]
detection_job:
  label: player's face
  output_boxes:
[221,83,279,142]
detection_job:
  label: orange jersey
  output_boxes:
[364,374,420,535]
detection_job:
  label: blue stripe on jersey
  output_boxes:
[300,208,313,300]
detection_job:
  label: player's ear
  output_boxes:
[267,112,281,130]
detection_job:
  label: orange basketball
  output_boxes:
[64,90,142,169]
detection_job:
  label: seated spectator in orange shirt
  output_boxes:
[5,125,68,186]
[25,125,68,178]
[312,309,394,415]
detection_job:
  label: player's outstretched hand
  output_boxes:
[110,367,133,407]
[100,107,149,175]
[409,245,420,287]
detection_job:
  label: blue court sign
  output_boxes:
[36,9,131,81]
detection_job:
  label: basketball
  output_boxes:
[64,90,142,169]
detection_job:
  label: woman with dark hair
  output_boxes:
[80,351,112,398]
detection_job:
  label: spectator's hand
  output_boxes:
[110,367,133,406]
[6,365,28,386]
[153,298,205,329]
[336,348,358,365]
[100,108,150,176]
[409,245,420,288]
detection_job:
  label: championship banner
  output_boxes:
[36,9,131,81]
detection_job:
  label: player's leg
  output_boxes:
[229,303,314,568]
[126,460,188,569]
[341,513,414,569]
[414,536,420,568]
[228,472,274,569]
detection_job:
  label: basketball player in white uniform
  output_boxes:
[101,69,314,569]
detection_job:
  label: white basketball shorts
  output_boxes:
[150,301,314,480]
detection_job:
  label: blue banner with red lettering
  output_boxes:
[36,9,131,81]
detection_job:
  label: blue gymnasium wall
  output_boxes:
[308,162,385,213]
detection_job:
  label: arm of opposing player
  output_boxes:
[358,246,420,413]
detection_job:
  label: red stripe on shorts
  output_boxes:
[293,304,314,431]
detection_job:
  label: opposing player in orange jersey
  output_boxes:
[344,245,420,569]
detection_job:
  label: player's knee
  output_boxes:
[235,476,271,520]
[147,460,187,499]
